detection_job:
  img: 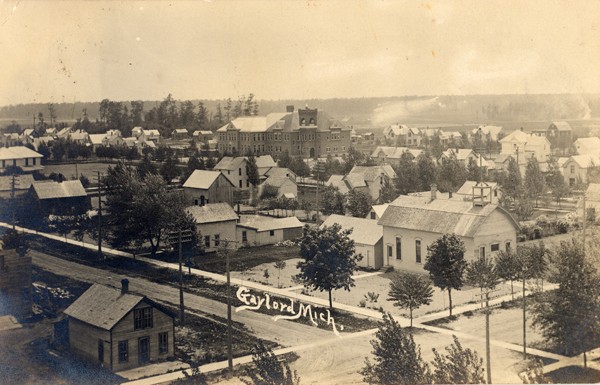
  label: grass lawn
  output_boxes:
[546,366,600,383]
[42,162,113,181]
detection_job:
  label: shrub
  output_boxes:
[533,226,543,239]
[553,219,569,234]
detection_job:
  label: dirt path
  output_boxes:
[31,250,335,347]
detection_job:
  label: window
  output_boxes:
[370,212,376,219]
[118,341,129,363]
[25,158,29,166]
[396,237,402,260]
[491,243,500,252]
[159,332,168,354]
[570,165,575,174]
[239,168,242,176]
[214,234,220,247]
[479,246,486,259]
[505,242,511,252]
[204,235,210,248]
[269,230,275,236]
[98,339,104,362]
[387,245,393,258]
[415,240,422,263]
[239,180,242,188]
[134,307,153,330]
[242,231,247,242]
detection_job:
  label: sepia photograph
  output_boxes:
[1,1,600,384]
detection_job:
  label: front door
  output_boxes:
[138,337,150,364]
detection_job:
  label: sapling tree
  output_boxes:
[388,272,433,327]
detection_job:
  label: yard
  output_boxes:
[41,161,114,182]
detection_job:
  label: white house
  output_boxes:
[561,154,600,187]
[321,214,384,269]
[377,192,519,273]
[0,146,43,173]
[236,216,303,246]
[499,130,551,170]
[259,175,298,199]
[214,156,251,190]
[574,137,600,155]
[370,146,424,166]
[186,203,238,252]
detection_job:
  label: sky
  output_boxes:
[0,0,599,106]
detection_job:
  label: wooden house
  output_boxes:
[29,180,90,216]
[186,203,238,252]
[0,146,43,173]
[63,280,175,372]
[183,170,235,206]
[236,216,303,247]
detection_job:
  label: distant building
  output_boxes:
[499,130,551,171]
[263,167,297,183]
[579,183,600,222]
[171,129,189,140]
[366,204,390,220]
[186,203,238,252]
[0,132,20,147]
[378,191,519,273]
[471,125,503,142]
[63,281,175,371]
[546,121,573,140]
[370,146,424,167]
[345,165,396,202]
[0,146,43,173]
[192,130,214,143]
[382,124,421,147]
[0,247,32,318]
[561,154,600,187]
[216,106,352,159]
[439,148,484,168]
[255,155,277,177]
[183,170,235,206]
[322,214,384,269]
[29,180,90,215]
[573,137,600,155]
[259,175,298,199]
[214,156,252,190]
[237,216,303,247]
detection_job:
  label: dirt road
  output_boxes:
[31,250,335,347]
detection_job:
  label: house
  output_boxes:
[183,170,235,206]
[345,165,397,201]
[172,129,189,140]
[377,190,519,273]
[439,148,484,168]
[0,246,32,318]
[56,127,72,139]
[322,214,384,269]
[32,136,55,150]
[493,153,526,174]
[439,131,463,146]
[237,216,302,247]
[499,130,551,167]
[213,156,251,189]
[63,281,175,371]
[143,129,161,144]
[255,155,277,177]
[192,130,214,143]
[68,130,90,145]
[327,174,351,194]
[382,124,421,147]
[561,154,600,187]
[579,183,600,222]
[0,132,21,147]
[0,174,35,198]
[366,204,390,220]
[547,121,573,140]
[263,167,297,183]
[472,125,503,142]
[370,146,424,167]
[20,128,37,144]
[259,175,298,199]
[89,134,107,151]
[0,146,44,173]
[455,180,501,204]
[29,180,90,215]
[574,137,600,155]
[132,127,144,138]
[216,106,352,159]
[186,203,238,252]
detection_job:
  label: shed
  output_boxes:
[237,216,303,246]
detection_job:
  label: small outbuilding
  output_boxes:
[237,216,303,246]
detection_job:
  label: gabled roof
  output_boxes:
[265,167,296,179]
[327,175,350,194]
[69,132,89,141]
[214,156,247,171]
[564,154,600,168]
[193,130,214,136]
[217,113,291,133]
[31,180,87,200]
[550,121,572,131]
[344,173,367,188]
[173,129,188,134]
[322,214,383,246]
[370,146,415,160]
[238,215,302,232]
[264,175,296,188]
[369,204,389,219]
[473,125,503,137]
[186,203,238,224]
[347,165,396,182]
[64,284,152,330]
[379,199,514,237]
[89,134,106,145]
[499,130,530,143]
[574,137,600,155]
[441,148,475,161]
[255,155,277,169]
[145,129,161,136]
[183,170,224,189]
[0,146,43,161]
[0,174,35,191]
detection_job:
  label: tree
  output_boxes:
[505,157,522,200]
[260,184,279,201]
[299,200,313,221]
[466,256,498,307]
[424,234,467,316]
[346,189,372,218]
[343,147,365,174]
[274,261,286,288]
[430,335,485,384]
[388,272,433,327]
[546,156,569,207]
[137,154,157,179]
[378,175,397,204]
[394,152,419,195]
[360,313,430,385]
[319,185,345,215]
[240,341,300,385]
[295,224,362,312]
[416,152,437,192]
[531,239,600,362]
[160,153,180,183]
[524,157,546,207]
[246,155,260,187]
[495,250,520,299]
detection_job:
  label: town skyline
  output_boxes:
[1,1,600,105]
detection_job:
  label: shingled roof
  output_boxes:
[322,214,383,245]
[378,198,518,237]
[0,146,43,161]
[31,180,87,200]
[64,284,145,330]
[183,170,223,189]
[186,203,238,224]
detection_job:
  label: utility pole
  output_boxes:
[522,265,527,359]
[485,290,492,384]
[225,242,234,377]
[582,191,587,368]
[11,174,16,230]
[97,171,103,260]
[178,228,185,325]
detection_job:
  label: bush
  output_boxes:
[535,215,550,227]
[533,226,543,239]
[553,219,569,234]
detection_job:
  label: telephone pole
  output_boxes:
[178,228,185,325]
[97,171,103,260]
[224,241,234,377]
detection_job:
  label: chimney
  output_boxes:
[430,184,437,201]
[286,105,294,113]
[121,279,129,295]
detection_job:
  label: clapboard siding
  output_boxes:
[68,318,111,367]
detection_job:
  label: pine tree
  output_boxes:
[360,313,430,385]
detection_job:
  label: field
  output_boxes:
[41,162,113,182]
